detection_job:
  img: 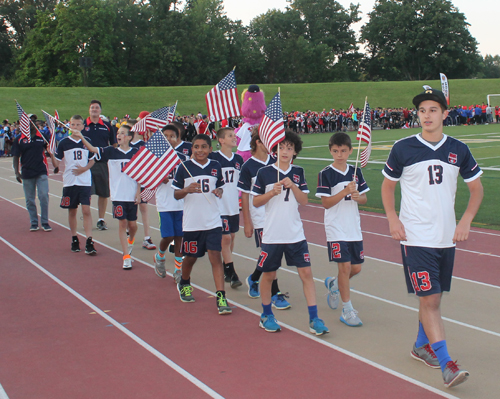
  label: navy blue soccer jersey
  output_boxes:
[130,139,145,149]
[251,164,308,244]
[55,136,95,187]
[83,117,116,149]
[382,134,482,247]
[11,135,48,179]
[175,141,192,157]
[172,159,224,232]
[209,151,244,216]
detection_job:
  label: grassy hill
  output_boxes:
[2,79,500,122]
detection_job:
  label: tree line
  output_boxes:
[0,0,499,87]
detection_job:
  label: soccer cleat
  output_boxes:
[123,257,132,270]
[96,220,108,230]
[325,276,340,310]
[41,224,52,232]
[142,237,156,250]
[177,283,195,302]
[30,224,39,232]
[230,272,242,289]
[340,309,363,327]
[443,361,469,388]
[173,269,182,284]
[309,317,329,336]
[410,343,440,369]
[85,238,97,256]
[271,292,291,310]
[216,292,232,315]
[246,275,260,298]
[71,238,80,253]
[153,254,166,278]
[259,314,281,332]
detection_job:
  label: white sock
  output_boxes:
[342,300,353,312]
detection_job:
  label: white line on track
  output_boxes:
[0,383,9,399]
[0,235,225,399]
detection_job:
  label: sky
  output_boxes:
[222,0,498,57]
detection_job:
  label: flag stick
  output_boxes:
[14,100,49,145]
[277,88,281,183]
[353,96,368,181]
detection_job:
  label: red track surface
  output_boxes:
[0,199,454,399]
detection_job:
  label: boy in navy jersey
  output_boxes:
[153,124,186,282]
[251,130,328,335]
[381,89,483,388]
[171,121,193,157]
[172,134,231,315]
[237,130,291,309]
[209,127,244,288]
[73,124,141,270]
[316,133,369,327]
[53,115,96,254]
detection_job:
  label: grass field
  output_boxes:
[2,78,500,122]
[295,124,500,230]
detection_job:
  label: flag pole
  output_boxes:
[353,96,367,181]
[277,88,281,183]
[14,100,49,145]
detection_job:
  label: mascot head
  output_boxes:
[241,84,266,125]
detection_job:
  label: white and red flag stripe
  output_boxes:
[131,105,175,134]
[356,101,372,168]
[42,110,57,154]
[205,70,241,122]
[259,92,286,153]
[16,101,31,142]
[122,130,181,191]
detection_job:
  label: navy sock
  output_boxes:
[180,278,190,285]
[431,340,452,371]
[262,303,273,316]
[271,279,280,297]
[251,269,262,282]
[308,305,318,322]
[415,322,429,347]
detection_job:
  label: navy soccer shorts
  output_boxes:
[60,185,91,209]
[112,201,138,221]
[257,240,311,272]
[221,214,240,235]
[254,228,263,248]
[181,227,222,258]
[327,241,364,264]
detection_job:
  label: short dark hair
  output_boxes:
[90,99,102,108]
[329,132,352,150]
[118,124,133,138]
[192,134,212,147]
[70,115,84,122]
[161,124,180,138]
[171,121,185,138]
[271,129,302,157]
[250,126,261,152]
[216,127,234,141]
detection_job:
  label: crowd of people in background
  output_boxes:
[1,104,500,156]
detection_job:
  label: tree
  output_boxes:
[479,55,500,79]
[361,0,480,81]
[0,17,13,80]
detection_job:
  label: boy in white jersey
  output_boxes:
[53,115,97,255]
[316,132,369,327]
[153,124,186,282]
[381,89,483,388]
[251,130,328,335]
[73,124,141,270]
[172,134,231,315]
[237,130,291,309]
[209,127,244,288]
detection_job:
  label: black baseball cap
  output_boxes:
[412,88,448,110]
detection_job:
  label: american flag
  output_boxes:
[131,105,175,134]
[348,103,355,114]
[356,101,372,168]
[122,130,181,194]
[16,101,31,142]
[42,110,57,154]
[205,70,241,122]
[259,92,285,153]
[54,109,59,120]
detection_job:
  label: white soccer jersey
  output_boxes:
[172,159,224,232]
[210,151,243,216]
[55,136,95,187]
[97,146,139,202]
[237,155,276,229]
[316,164,370,242]
[251,164,309,244]
[155,152,187,212]
[383,134,482,248]
[236,122,254,152]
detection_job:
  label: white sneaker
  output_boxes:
[142,237,156,250]
[324,277,339,310]
[153,254,166,278]
[340,308,362,327]
[123,257,132,270]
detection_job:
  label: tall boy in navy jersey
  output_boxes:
[171,121,193,157]
[172,134,231,315]
[237,130,291,309]
[316,132,369,327]
[53,115,96,254]
[381,89,483,388]
[73,125,141,270]
[209,127,244,288]
[251,130,328,335]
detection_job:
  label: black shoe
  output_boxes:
[71,238,80,252]
[223,262,232,282]
[42,224,52,232]
[230,272,242,289]
[168,240,175,254]
[30,224,39,232]
[96,220,108,230]
[85,237,97,256]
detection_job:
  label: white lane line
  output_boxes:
[233,250,500,338]
[0,236,225,399]
[0,383,9,399]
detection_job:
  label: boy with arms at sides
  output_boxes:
[172,134,231,315]
[237,129,291,309]
[53,115,97,255]
[316,132,369,327]
[72,124,141,270]
[381,89,483,388]
[153,124,187,283]
[209,127,244,288]
[251,130,328,335]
